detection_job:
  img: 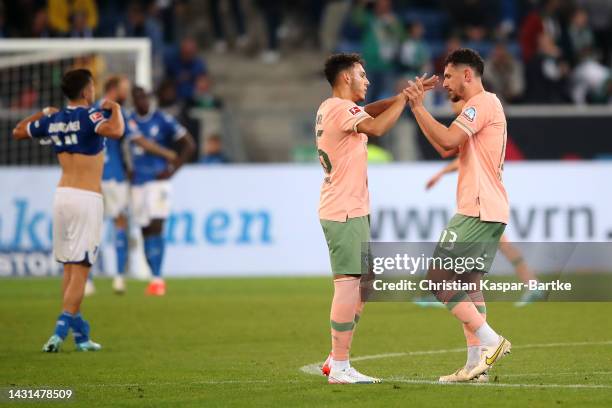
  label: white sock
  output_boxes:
[475,322,499,347]
[331,358,350,371]
[466,345,481,369]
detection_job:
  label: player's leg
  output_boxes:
[43,264,74,352]
[499,236,546,306]
[143,218,166,296]
[142,181,171,296]
[320,216,380,384]
[112,213,128,294]
[432,214,510,379]
[103,180,129,294]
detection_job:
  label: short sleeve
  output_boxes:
[162,112,187,141]
[336,102,371,134]
[27,115,52,139]
[453,98,487,137]
[88,108,108,133]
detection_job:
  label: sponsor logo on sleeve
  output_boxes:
[348,106,362,116]
[462,107,476,122]
[89,111,104,123]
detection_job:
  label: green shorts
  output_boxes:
[320,215,370,276]
[433,213,506,274]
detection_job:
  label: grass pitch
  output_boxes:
[0,277,611,407]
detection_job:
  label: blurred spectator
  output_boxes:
[483,43,525,103]
[568,8,594,64]
[47,0,98,36]
[70,10,93,37]
[571,49,610,104]
[157,78,182,118]
[519,0,562,63]
[396,21,430,80]
[118,2,164,54]
[434,36,461,74]
[200,134,230,164]
[256,0,282,63]
[209,0,248,53]
[164,37,208,102]
[577,0,612,65]
[360,0,404,101]
[444,0,496,42]
[31,9,52,38]
[525,32,570,103]
[190,74,223,109]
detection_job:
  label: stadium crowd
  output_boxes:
[1,0,610,106]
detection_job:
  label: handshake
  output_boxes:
[399,73,438,108]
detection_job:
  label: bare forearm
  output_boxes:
[411,105,460,156]
[174,134,196,169]
[134,137,176,161]
[364,95,400,117]
[361,97,407,137]
[107,106,125,136]
[440,158,459,175]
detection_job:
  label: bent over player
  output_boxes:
[316,53,435,384]
[404,49,511,382]
[12,69,124,352]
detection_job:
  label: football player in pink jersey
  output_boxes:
[404,48,512,382]
[316,53,436,384]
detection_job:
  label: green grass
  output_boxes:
[0,277,611,407]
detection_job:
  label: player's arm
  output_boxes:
[12,107,58,140]
[357,93,409,137]
[364,74,438,117]
[96,100,125,139]
[425,158,459,190]
[405,79,466,152]
[156,131,196,179]
[173,131,196,170]
[132,135,177,162]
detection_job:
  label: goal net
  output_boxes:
[0,38,152,165]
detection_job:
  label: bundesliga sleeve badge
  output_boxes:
[461,107,476,122]
[348,106,362,116]
[89,111,104,123]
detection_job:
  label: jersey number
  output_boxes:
[318,149,332,174]
[50,133,78,146]
[439,229,458,251]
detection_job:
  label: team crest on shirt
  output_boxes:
[348,106,362,116]
[462,107,476,122]
[89,111,104,123]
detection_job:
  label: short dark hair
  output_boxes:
[61,69,93,100]
[443,48,484,76]
[324,53,364,86]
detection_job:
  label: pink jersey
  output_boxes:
[316,97,372,222]
[453,91,509,224]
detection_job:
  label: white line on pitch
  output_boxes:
[388,378,612,389]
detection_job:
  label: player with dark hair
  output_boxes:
[317,53,436,383]
[404,48,511,382]
[12,68,125,352]
[98,75,178,294]
[129,86,196,296]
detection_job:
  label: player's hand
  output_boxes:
[42,107,59,115]
[418,73,439,91]
[425,173,443,190]
[156,165,176,180]
[404,78,425,108]
[100,99,120,111]
[165,150,178,164]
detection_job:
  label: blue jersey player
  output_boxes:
[130,86,196,296]
[97,76,177,295]
[12,69,125,352]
